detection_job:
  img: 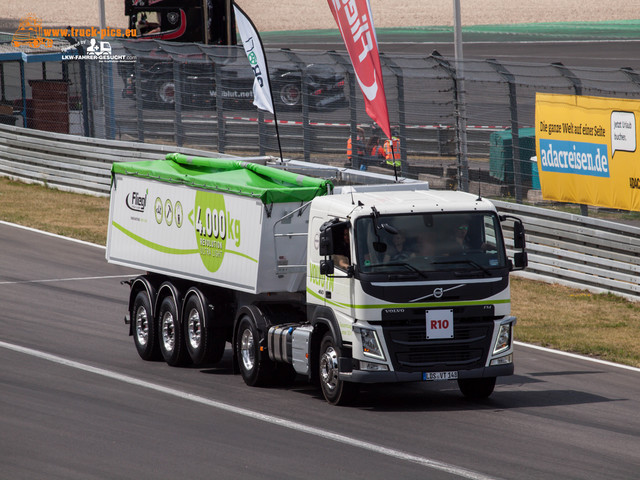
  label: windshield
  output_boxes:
[354,211,506,274]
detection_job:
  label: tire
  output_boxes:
[183,294,226,366]
[154,78,176,107]
[278,82,301,109]
[158,295,190,367]
[457,377,496,399]
[131,290,160,361]
[318,332,358,405]
[235,314,274,387]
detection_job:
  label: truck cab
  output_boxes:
[124,0,236,44]
[306,184,526,403]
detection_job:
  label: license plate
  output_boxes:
[423,371,458,381]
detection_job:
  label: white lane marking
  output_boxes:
[0,275,135,286]
[515,341,640,373]
[0,220,105,250]
[0,340,500,480]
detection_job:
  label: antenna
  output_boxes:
[347,200,364,218]
[476,168,482,201]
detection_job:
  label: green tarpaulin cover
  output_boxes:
[112,153,332,204]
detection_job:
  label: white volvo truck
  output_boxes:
[106,154,527,405]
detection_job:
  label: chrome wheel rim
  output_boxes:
[320,346,339,392]
[161,311,176,352]
[159,82,175,104]
[240,328,255,372]
[186,308,202,350]
[280,84,300,106]
[134,305,149,346]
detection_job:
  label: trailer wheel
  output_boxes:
[457,377,496,399]
[318,332,358,405]
[158,295,189,367]
[132,290,159,361]
[184,294,225,366]
[236,314,274,387]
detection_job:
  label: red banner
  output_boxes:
[327,0,391,139]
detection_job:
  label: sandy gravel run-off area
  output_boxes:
[2,0,640,32]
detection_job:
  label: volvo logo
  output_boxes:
[410,284,466,303]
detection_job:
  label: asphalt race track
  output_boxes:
[263,27,640,71]
[1,221,639,480]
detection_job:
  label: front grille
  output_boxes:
[380,320,493,372]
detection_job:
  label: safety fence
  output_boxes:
[4,38,640,200]
[0,122,235,196]
[496,200,640,302]
[0,122,638,301]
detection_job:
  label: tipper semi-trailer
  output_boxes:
[106,154,527,405]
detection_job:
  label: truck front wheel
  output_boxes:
[458,377,496,399]
[158,295,190,367]
[132,290,159,361]
[236,315,274,387]
[318,332,358,405]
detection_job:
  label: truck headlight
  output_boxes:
[355,327,385,361]
[493,323,512,355]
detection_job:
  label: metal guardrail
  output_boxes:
[0,123,236,196]
[495,200,640,302]
[1,123,638,301]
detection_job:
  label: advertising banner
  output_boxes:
[233,4,274,114]
[536,93,640,211]
[107,175,263,293]
[327,0,391,139]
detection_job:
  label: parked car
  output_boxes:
[117,50,346,111]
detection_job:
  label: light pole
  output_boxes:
[98,0,107,29]
[453,0,469,192]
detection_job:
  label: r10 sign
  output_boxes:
[426,309,454,339]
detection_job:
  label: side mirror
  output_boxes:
[501,214,527,271]
[320,259,335,275]
[513,251,528,269]
[513,221,526,249]
[319,228,334,256]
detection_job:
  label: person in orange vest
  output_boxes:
[383,130,401,167]
[346,127,366,168]
[366,135,385,168]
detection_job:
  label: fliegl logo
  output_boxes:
[193,191,241,273]
[125,189,148,213]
